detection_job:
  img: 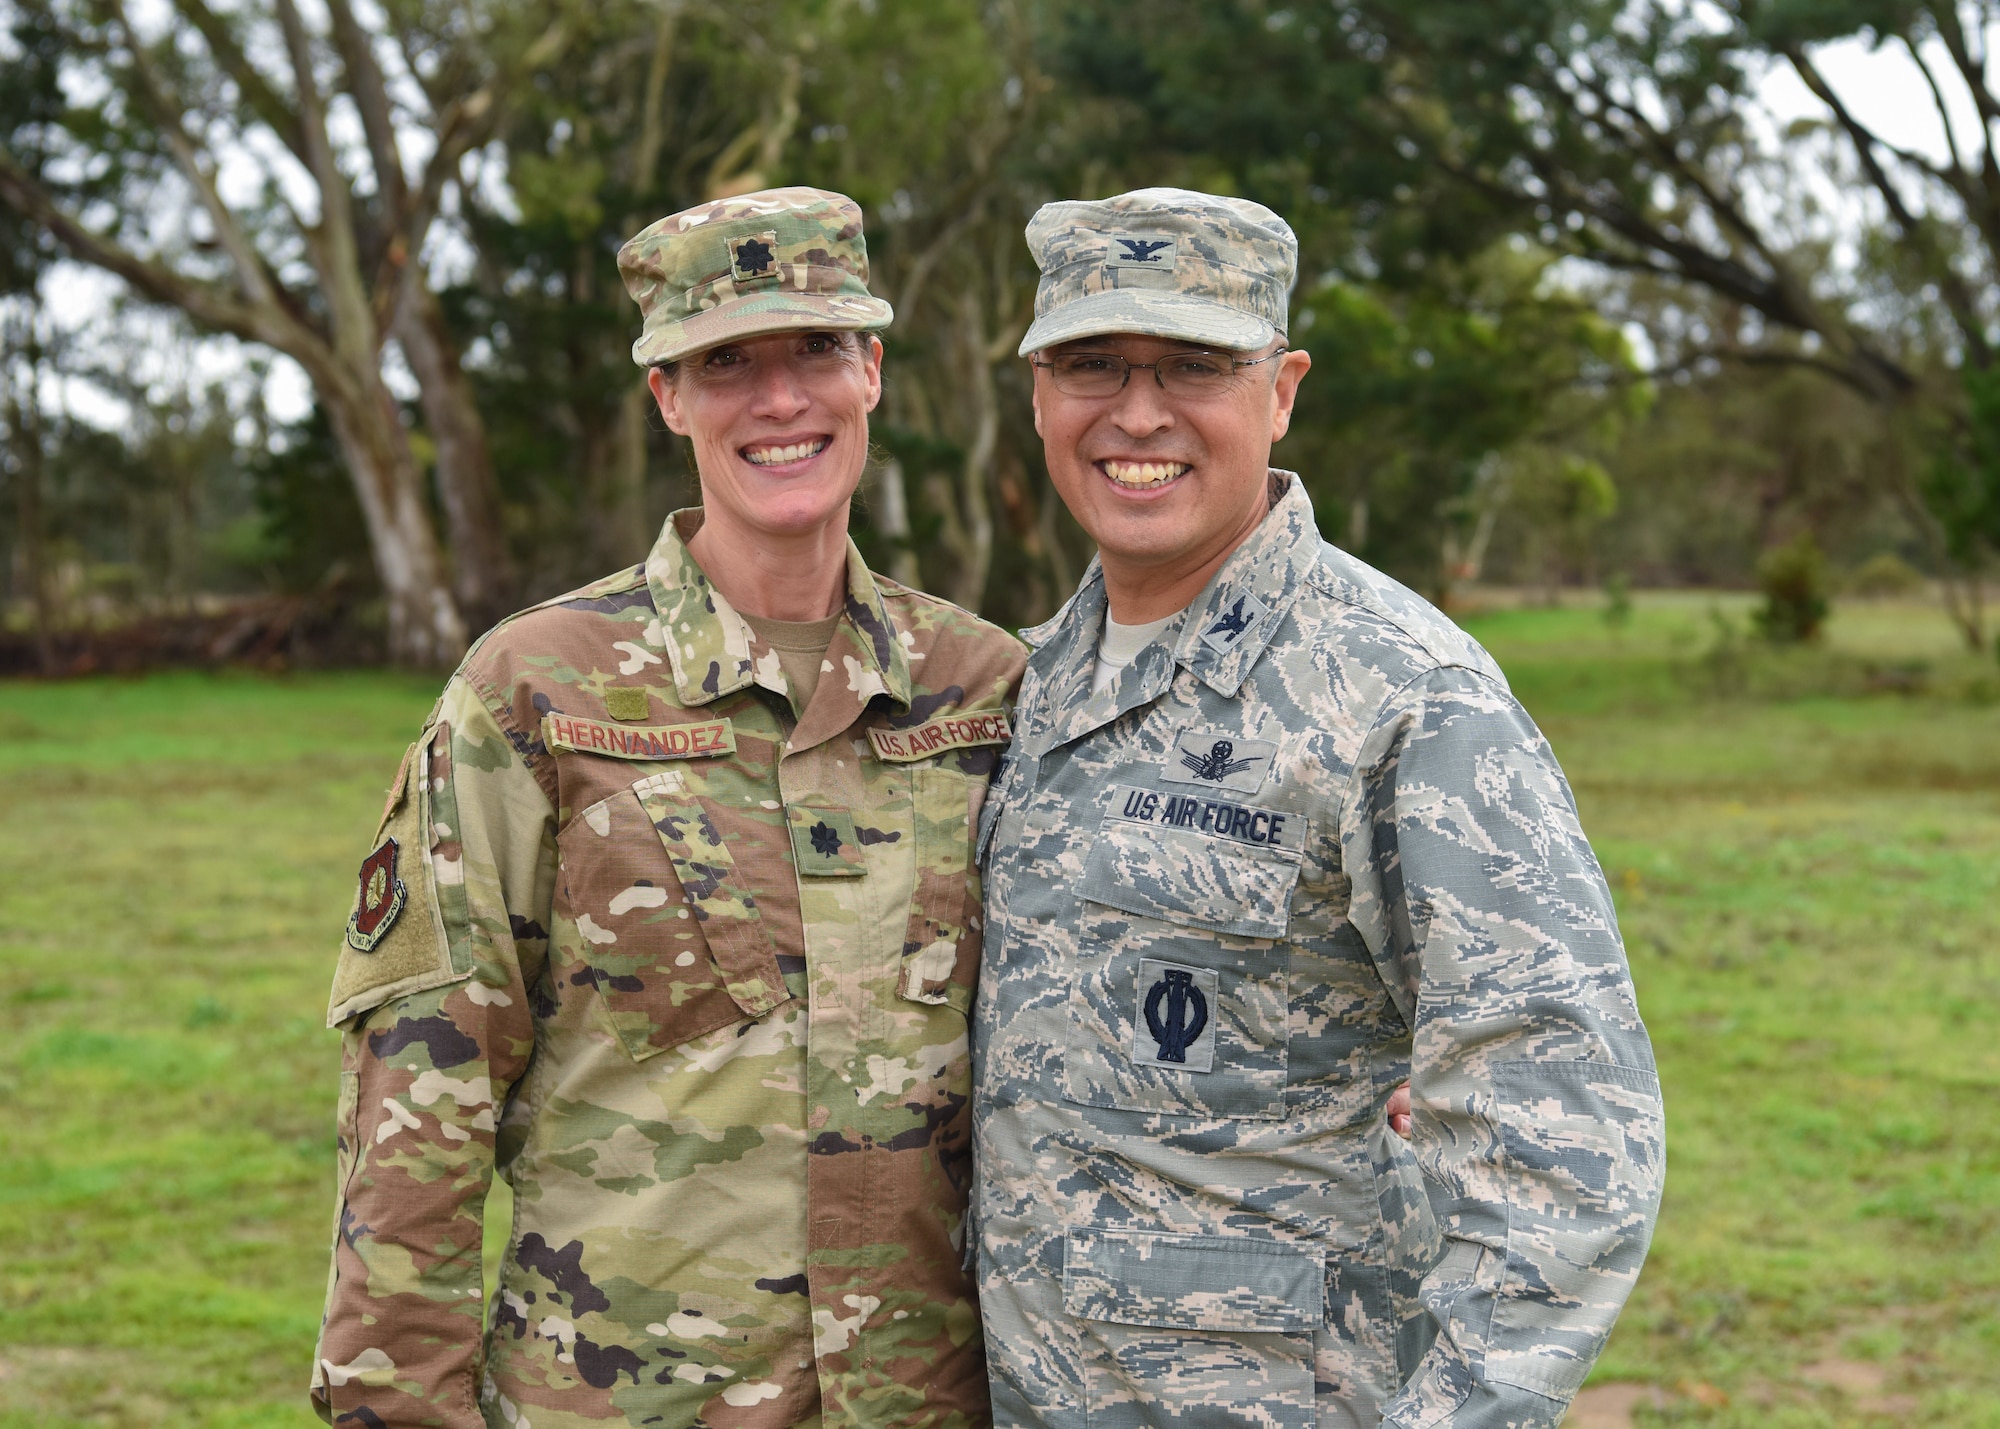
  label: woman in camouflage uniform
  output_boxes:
[313,187,1024,1429]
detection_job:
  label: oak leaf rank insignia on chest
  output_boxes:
[346,838,407,953]
[787,807,865,877]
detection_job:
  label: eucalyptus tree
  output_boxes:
[449,0,826,592]
[1338,0,2000,645]
[0,2,61,669]
[0,0,564,661]
[797,0,1055,618]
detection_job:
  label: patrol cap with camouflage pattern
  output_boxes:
[1017,187,1298,357]
[618,186,894,367]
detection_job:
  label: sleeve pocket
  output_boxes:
[897,766,979,1012]
[1485,1059,1665,1399]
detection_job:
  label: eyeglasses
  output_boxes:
[1031,348,1288,399]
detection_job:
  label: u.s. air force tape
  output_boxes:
[1103,783,1304,852]
[542,712,735,761]
[868,710,1012,763]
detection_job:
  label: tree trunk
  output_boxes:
[318,370,468,666]
[6,367,56,675]
[950,299,998,612]
[1938,562,1990,653]
[870,455,922,588]
[605,379,655,566]
[395,280,517,633]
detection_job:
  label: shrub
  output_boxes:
[1602,571,1634,629]
[1847,551,1928,597]
[1754,532,1831,643]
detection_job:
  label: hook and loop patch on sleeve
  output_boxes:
[328,734,461,1027]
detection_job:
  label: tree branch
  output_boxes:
[1920,0,2000,237]
[1928,0,2000,131]
[631,1,683,194]
[273,0,373,350]
[0,148,322,359]
[1905,30,1970,177]
[170,0,308,164]
[1786,42,1992,368]
[403,22,563,258]
[324,0,409,222]
[1559,207,1917,399]
[111,2,286,313]
[1562,63,1793,281]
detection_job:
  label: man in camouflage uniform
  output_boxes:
[313,188,1025,1428]
[972,188,1664,1428]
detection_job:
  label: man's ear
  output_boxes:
[1030,363,1046,439]
[1268,348,1312,444]
[649,367,690,436]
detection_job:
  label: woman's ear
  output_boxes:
[862,334,885,414]
[649,367,691,436]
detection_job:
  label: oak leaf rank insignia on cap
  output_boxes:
[346,838,407,953]
[729,232,780,282]
[618,187,894,366]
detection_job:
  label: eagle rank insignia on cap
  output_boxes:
[346,838,408,953]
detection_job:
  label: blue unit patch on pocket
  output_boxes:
[1131,959,1219,1073]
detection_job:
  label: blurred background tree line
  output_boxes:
[1,0,1995,668]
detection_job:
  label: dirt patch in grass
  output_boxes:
[1566,1382,1668,1427]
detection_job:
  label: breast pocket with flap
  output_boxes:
[554,769,793,1061]
[1065,784,1305,1120]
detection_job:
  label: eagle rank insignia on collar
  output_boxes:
[345,838,408,953]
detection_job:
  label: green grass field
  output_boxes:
[1,595,1995,1427]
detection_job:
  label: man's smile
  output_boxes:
[1100,459,1192,490]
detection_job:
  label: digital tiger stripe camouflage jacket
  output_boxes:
[972,476,1664,1429]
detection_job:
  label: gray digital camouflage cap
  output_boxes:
[1017,187,1297,356]
[618,186,894,367]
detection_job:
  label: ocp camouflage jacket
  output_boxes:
[972,476,1664,1429]
[313,509,1025,1429]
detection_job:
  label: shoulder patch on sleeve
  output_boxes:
[345,839,407,951]
[327,737,466,1028]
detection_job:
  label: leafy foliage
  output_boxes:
[1754,530,1833,643]
[2,0,1991,649]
